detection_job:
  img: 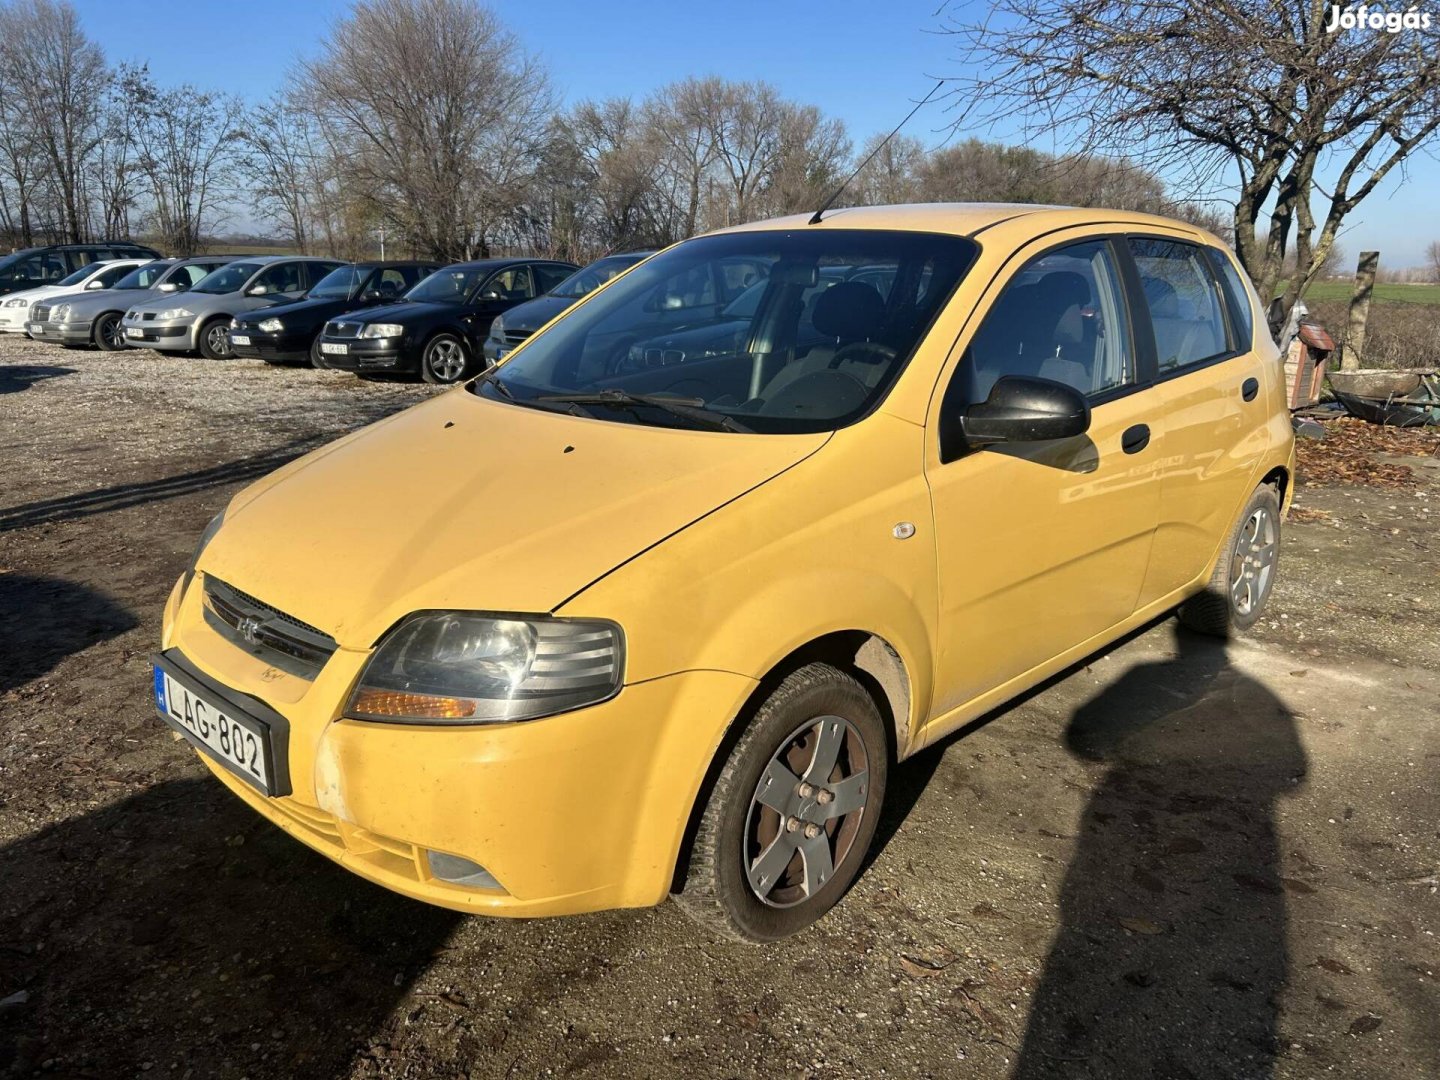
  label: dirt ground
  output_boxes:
[1,339,1437,1080]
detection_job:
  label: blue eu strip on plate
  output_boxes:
[153,666,167,714]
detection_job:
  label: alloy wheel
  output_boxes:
[1229,505,1277,616]
[206,322,231,359]
[427,338,466,382]
[99,314,125,349]
[743,714,871,908]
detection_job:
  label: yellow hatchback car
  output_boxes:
[155,204,1293,941]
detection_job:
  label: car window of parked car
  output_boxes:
[548,258,633,299]
[11,254,67,284]
[407,267,483,304]
[717,258,769,300]
[115,263,170,290]
[477,229,977,435]
[309,265,364,299]
[175,264,215,287]
[304,262,346,289]
[1205,248,1255,350]
[483,267,535,301]
[57,262,104,287]
[1127,237,1232,373]
[93,263,138,288]
[533,264,574,295]
[958,239,1135,404]
[253,262,305,295]
[192,262,263,294]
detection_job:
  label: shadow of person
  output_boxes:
[1014,625,1307,1079]
[0,573,138,693]
[0,365,74,395]
[0,778,461,1077]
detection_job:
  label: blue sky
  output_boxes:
[77,0,1436,268]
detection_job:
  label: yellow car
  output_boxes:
[155,204,1293,941]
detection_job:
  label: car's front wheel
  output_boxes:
[198,317,233,360]
[1180,483,1282,636]
[677,662,888,942]
[92,312,125,351]
[420,332,472,384]
[309,334,327,369]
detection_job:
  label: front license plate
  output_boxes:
[320,342,348,355]
[126,327,142,338]
[28,322,42,332]
[154,665,276,794]
[231,334,251,346]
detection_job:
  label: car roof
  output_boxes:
[351,260,440,270]
[214,254,339,264]
[718,202,1217,245]
[445,257,572,271]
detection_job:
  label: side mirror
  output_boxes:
[86,279,105,290]
[157,282,180,293]
[480,289,502,301]
[247,284,268,296]
[960,376,1090,447]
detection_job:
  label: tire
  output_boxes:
[198,317,234,360]
[92,311,126,351]
[420,332,472,385]
[1179,484,1282,637]
[309,334,327,369]
[676,662,888,942]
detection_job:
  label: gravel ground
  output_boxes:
[1,337,1437,1079]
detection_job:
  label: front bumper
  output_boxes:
[0,306,34,332]
[159,574,755,916]
[230,329,310,363]
[314,336,412,372]
[28,319,93,344]
[121,316,192,350]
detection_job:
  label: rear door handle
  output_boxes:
[1121,424,1150,454]
[1241,377,1259,402]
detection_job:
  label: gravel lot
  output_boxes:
[2,337,1438,1079]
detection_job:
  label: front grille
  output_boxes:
[31,303,50,322]
[326,320,360,338]
[503,329,532,346]
[203,576,338,678]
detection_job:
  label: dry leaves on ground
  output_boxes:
[1296,416,1440,489]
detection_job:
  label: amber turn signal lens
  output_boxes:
[347,689,477,719]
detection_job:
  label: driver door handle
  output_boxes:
[1121,424,1151,454]
[1241,377,1259,402]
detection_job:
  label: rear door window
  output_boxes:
[254,262,306,295]
[1127,238,1232,372]
[534,264,574,294]
[484,267,535,301]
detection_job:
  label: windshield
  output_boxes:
[405,267,484,304]
[58,263,102,287]
[309,265,364,300]
[114,263,170,290]
[474,230,977,435]
[550,255,643,299]
[192,262,262,294]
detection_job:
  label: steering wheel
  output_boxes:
[829,340,898,369]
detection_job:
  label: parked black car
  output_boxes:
[228,261,441,367]
[482,252,651,363]
[0,242,162,297]
[317,257,578,384]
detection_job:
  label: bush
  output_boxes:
[1304,298,1439,370]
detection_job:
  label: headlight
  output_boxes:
[488,315,504,340]
[359,323,404,339]
[258,317,283,332]
[5,297,28,307]
[51,303,69,321]
[346,613,623,724]
[156,307,193,321]
[180,510,226,596]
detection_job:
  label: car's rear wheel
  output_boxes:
[92,312,126,351]
[1180,484,1281,637]
[198,317,233,360]
[420,332,471,384]
[676,662,888,942]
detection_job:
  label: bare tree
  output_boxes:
[1428,241,1440,283]
[0,0,109,242]
[124,68,243,253]
[941,1,1440,326]
[851,132,926,206]
[303,0,552,260]
[238,95,323,253]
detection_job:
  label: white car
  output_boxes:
[0,258,153,335]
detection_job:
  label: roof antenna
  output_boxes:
[809,79,946,225]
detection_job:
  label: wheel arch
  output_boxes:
[1259,464,1290,510]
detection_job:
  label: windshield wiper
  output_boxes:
[477,370,596,417]
[537,389,751,433]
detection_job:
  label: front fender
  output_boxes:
[557,414,939,751]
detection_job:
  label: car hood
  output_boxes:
[6,284,65,303]
[501,294,577,333]
[341,299,459,325]
[200,391,828,649]
[58,287,160,315]
[130,290,235,314]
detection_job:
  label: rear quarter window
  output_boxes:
[1206,248,1256,350]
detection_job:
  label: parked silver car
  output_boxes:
[28,257,238,350]
[121,256,345,359]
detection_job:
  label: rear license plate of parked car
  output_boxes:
[126,327,142,338]
[153,665,275,794]
[320,342,348,355]
[231,334,251,346]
